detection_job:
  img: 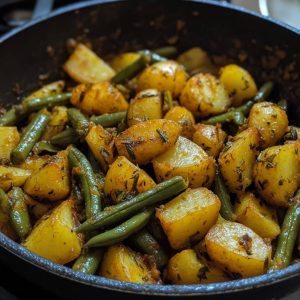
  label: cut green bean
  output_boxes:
[139,50,168,63]
[90,111,127,128]
[68,147,102,219]
[50,128,80,147]
[277,99,288,112]
[11,111,50,164]
[85,208,154,248]
[9,187,31,239]
[72,248,103,274]
[33,141,60,154]
[77,176,187,233]
[154,46,178,58]
[269,193,300,272]
[0,108,18,126]
[68,108,90,138]
[130,229,168,268]
[214,166,235,221]
[163,90,173,111]
[0,188,10,214]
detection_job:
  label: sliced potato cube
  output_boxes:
[16,155,50,173]
[0,127,20,161]
[0,166,31,191]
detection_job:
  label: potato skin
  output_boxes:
[193,124,227,157]
[137,60,188,97]
[248,102,288,149]
[254,142,300,207]
[115,119,181,165]
[0,127,20,162]
[218,127,260,193]
[179,73,231,117]
[104,156,156,203]
[156,187,220,249]
[153,136,215,188]
[205,221,271,277]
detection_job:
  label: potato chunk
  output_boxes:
[100,244,160,283]
[115,119,181,165]
[205,221,271,277]
[16,155,50,173]
[254,142,300,207]
[248,102,288,149]
[180,73,231,117]
[24,151,70,201]
[63,43,115,83]
[0,166,31,191]
[104,156,156,203]
[153,136,215,188]
[23,199,81,265]
[156,188,220,249]
[167,249,229,284]
[0,127,20,162]
[218,127,260,193]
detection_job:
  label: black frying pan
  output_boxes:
[0,1,299,299]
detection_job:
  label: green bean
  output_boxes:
[116,115,128,133]
[50,128,80,147]
[68,108,90,138]
[130,229,168,268]
[154,46,178,58]
[90,111,127,128]
[111,55,148,84]
[11,111,50,164]
[283,126,300,141]
[0,188,10,214]
[68,147,102,219]
[277,99,288,112]
[139,50,167,63]
[85,208,154,248]
[72,248,103,274]
[214,166,235,221]
[163,90,173,111]
[0,108,18,126]
[33,141,60,154]
[269,193,300,272]
[9,187,31,239]
[77,176,187,233]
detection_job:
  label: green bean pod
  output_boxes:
[139,50,168,63]
[0,108,18,126]
[0,188,10,214]
[68,108,90,138]
[153,46,178,58]
[50,128,80,147]
[77,176,187,233]
[33,141,60,154]
[277,99,288,112]
[85,208,154,248]
[163,90,173,111]
[90,111,127,128]
[11,111,50,164]
[72,248,103,274]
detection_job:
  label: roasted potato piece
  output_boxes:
[127,89,162,127]
[248,102,288,149]
[0,166,31,192]
[137,61,188,97]
[205,221,271,277]
[153,136,215,188]
[115,119,181,165]
[167,249,229,284]
[16,155,50,173]
[254,142,300,207]
[156,188,220,249]
[24,151,70,201]
[0,127,20,162]
[110,52,141,72]
[63,43,115,83]
[24,195,51,221]
[193,124,227,157]
[218,127,260,193]
[104,156,156,203]
[164,106,195,139]
[85,124,115,172]
[71,81,128,115]
[234,192,280,240]
[100,244,160,283]
[25,80,65,100]
[23,199,81,265]
[179,73,231,117]
[220,64,257,106]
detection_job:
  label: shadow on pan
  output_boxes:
[0,0,299,299]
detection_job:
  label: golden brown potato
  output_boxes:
[137,60,188,97]
[24,151,70,201]
[205,221,271,277]
[218,127,260,193]
[254,142,300,207]
[24,194,52,221]
[100,244,160,283]
[115,119,181,165]
[234,192,280,240]
[164,106,195,139]
[25,80,65,100]
[127,89,162,127]
[153,136,215,188]
[167,249,229,284]
[0,127,20,162]
[16,155,50,173]
[85,124,115,172]
[63,43,115,83]
[179,73,231,117]
[104,156,156,203]
[193,124,227,157]
[248,102,288,149]
[110,52,141,72]
[71,81,128,115]
[219,64,257,106]
[0,166,31,192]
[23,199,82,265]
[156,187,220,249]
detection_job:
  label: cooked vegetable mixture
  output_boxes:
[0,43,299,284]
